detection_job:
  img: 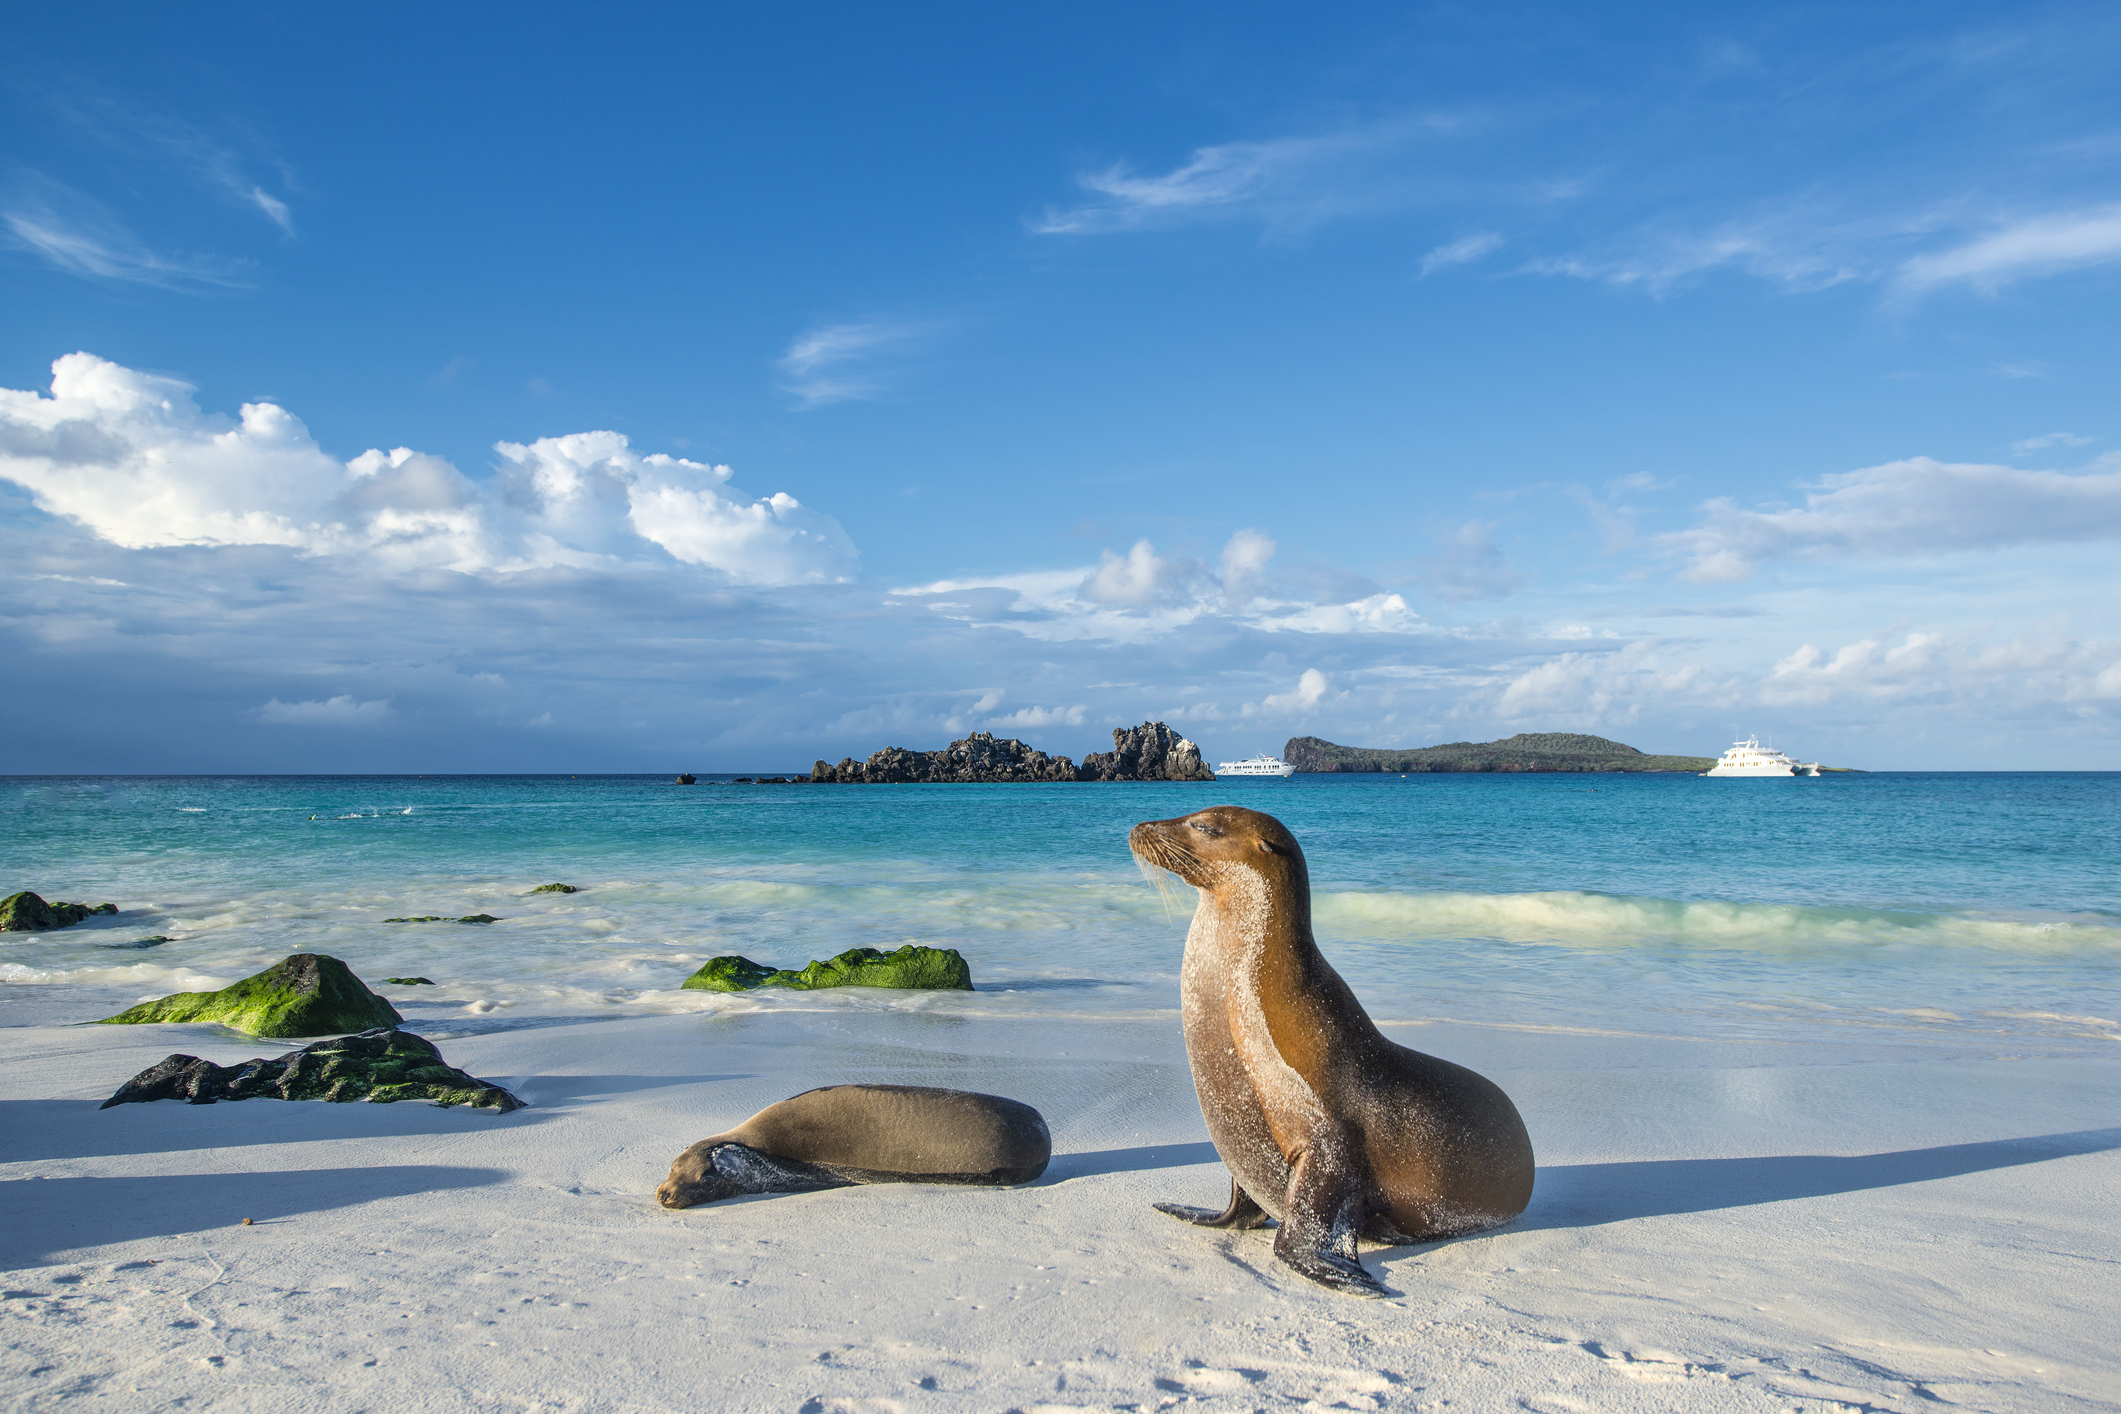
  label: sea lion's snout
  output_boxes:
[1131,807,1302,887]
[656,1141,743,1209]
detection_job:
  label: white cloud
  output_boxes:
[1219,528,1275,602]
[1764,633,1946,705]
[2011,431,2093,454]
[1663,456,2121,582]
[778,321,937,407]
[1256,593,1423,635]
[1419,232,1502,276]
[1416,521,1530,600]
[1248,668,1334,717]
[2,175,247,289]
[894,531,1422,646]
[253,695,393,727]
[1081,539,1206,607]
[0,353,857,586]
[1898,204,2121,293]
[987,704,1087,728]
[1033,120,1444,237]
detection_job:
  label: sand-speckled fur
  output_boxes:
[1132,805,1535,1296]
[657,1083,1050,1209]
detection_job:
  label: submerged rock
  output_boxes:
[104,935,172,950]
[383,913,501,923]
[526,883,578,894]
[100,1028,521,1112]
[97,953,404,1038]
[682,944,974,993]
[0,892,118,932]
[383,976,435,985]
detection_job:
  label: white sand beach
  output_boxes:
[5,1001,2115,1413]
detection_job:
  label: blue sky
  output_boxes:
[4,3,2119,771]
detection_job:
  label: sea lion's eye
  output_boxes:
[1188,820,1225,838]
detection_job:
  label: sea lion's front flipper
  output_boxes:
[1273,1144,1388,1298]
[1154,1176,1269,1229]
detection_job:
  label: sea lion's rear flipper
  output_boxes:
[1153,1176,1269,1229]
[1273,1145,1389,1298]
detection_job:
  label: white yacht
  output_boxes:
[1702,736,1820,777]
[1216,753,1295,778]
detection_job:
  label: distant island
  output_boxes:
[1282,732,1718,774]
[800,721,1216,784]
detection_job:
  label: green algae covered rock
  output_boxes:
[681,944,973,993]
[97,953,403,1038]
[100,1027,522,1112]
[1,892,117,931]
[527,883,578,894]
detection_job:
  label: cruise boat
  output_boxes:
[1701,736,1820,777]
[1216,753,1295,778]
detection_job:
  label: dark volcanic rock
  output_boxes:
[811,732,1080,784]
[1,892,117,931]
[1282,732,1719,774]
[527,883,578,894]
[100,1028,521,1112]
[97,953,404,1038]
[1078,722,1214,782]
[676,773,697,785]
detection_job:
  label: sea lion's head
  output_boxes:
[1129,805,1308,892]
[656,1141,746,1209]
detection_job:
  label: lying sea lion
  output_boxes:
[1131,805,1534,1297]
[657,1083,1050,1208]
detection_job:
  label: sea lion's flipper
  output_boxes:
[1273,1145,1388,1298]
[1153,1177,1269,1229]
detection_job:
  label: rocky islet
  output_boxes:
[805,720,1212,785]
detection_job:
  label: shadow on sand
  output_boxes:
[2,1165,508,1269]
[1522,1126,2121,1230]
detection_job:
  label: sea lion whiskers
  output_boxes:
[1130,839,1199,918]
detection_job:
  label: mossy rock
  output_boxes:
[681,944,973,993]
[97,953,403,1038]
[1,892,117,932]
[100,1027,521,1112]
[527,883,578,894]
[383,976,435,985]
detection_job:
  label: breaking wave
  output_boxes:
[1314,889,2121,955]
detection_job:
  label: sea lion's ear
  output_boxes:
[1255,837,1281,856]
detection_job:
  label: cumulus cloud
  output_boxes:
[253,695,393,727]
[1663,456,2121,582]
[896,530,1421,645]
[0,353,856,586]
[1219,528,1275,602]
[1081,539,1208,607]
[1250,668,1334,717]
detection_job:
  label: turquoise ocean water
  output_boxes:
[3,772,2117,1059]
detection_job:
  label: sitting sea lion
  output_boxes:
[1131,805,1534,1297]
[657,1083,1050,1208]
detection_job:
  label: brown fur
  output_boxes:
[1131,805,1534,1296]
[657,1084,1050,1209]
